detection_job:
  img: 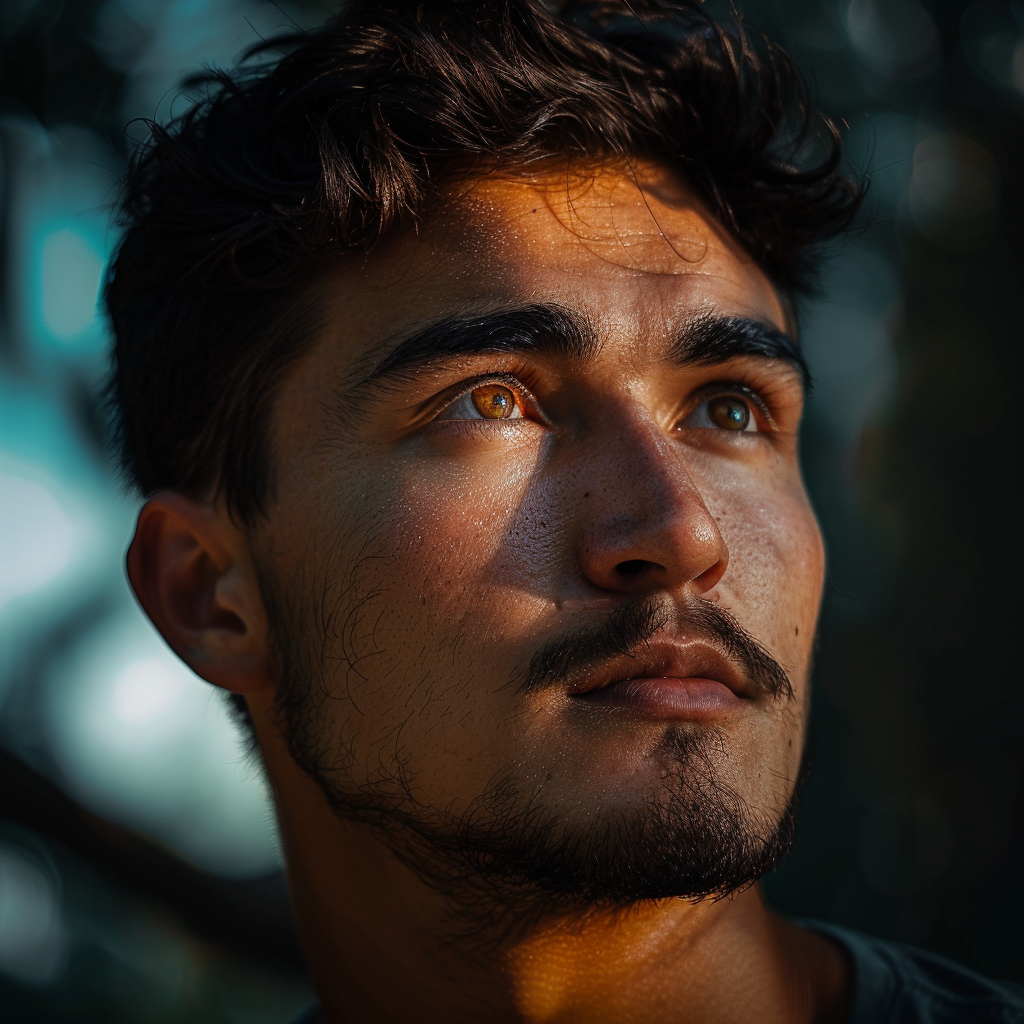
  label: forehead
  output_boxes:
[316,161,787,374]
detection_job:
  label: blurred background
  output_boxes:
[0,0,1021,1018]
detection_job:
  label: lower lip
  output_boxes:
[573,677,744,720]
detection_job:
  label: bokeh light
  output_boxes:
[0,841,68,987]
[44,606,281,879]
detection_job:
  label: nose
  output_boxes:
[574,406,728,597]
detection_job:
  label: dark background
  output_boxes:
[1,0,1021,1019]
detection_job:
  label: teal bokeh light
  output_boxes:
[36,227,105,344]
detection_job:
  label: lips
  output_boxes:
[565,640,753,700]
[565,641,753,721]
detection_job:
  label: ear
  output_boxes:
[126,492,274,694]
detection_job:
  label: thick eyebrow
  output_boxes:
[669,313,810,393]
[347,305,807,404]
[356,303,598,391]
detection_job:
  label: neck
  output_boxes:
[258,724,848,1024]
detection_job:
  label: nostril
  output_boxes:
[616,559,661,577]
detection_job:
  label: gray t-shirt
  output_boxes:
[290,921,1024,1022]
[806,920,1024,1023]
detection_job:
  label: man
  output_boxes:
[105,1,1024,1021]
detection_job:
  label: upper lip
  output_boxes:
[566,639,753,699]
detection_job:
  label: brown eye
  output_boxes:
[707,396,752,431]
[470,384,518,419]
[438,380,530,422]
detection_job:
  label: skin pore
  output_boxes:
[128,161,850,1023]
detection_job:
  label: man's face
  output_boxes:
[255,162,824,906]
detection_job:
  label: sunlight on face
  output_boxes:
[255,160,824,903]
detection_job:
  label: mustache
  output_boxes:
[520,596,794,701]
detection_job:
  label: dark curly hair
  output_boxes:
[105,0,862,524]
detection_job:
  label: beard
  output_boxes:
[369,725,803,910]
[257,560,804,917]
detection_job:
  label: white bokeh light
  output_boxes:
[45,605,281,878]
[0,470,76,612]
[0,394,131,696]
[111,656,187,726]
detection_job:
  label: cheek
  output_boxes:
[388,446,551,621]
[271,444,554,791]
[713,472,824,680]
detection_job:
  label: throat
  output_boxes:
[500,889,776,1024]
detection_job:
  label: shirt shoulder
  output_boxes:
[802,920,1024,1024]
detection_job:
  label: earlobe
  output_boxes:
[127,492,274,694]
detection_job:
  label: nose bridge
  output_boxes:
[574,400,727,594]
[592,404,701,530]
